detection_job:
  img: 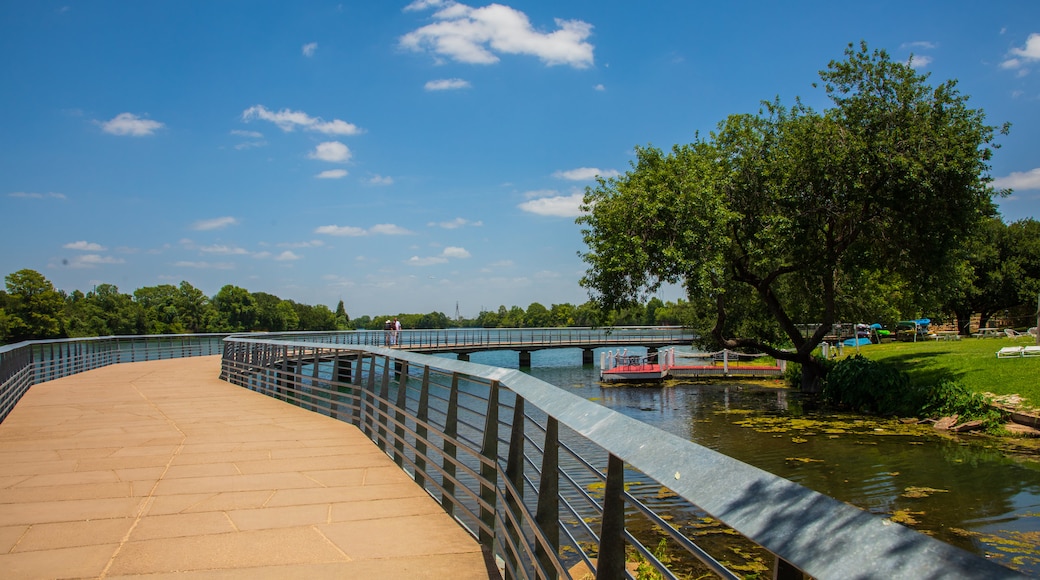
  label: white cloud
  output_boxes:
[518,191,585,217]
[1002,33,1040,70]
[275,250,301,261]
[901,41,937,50]
[993,167,1040,190]
[99,112,164,136]
[553,167,618,181]
[242,105,362,136]
[8,191,66,200]
[425,78,472,91]
[400,2,595,68]
[309,141,352,163]
[429,217,483,229]
[315,225,367,237]
[192,216,239,231]
[368,174,394,185]
[315,223,414,236]
[200,244,249,255]
[370,223,414,235]
[407,255,449,266]
[441,246,471,258]
[67,254,125,268]
[64,241,105,251]
[316,169,348,179]
[594,83,605,91]
[908,54,932,69]
[302,42,318,57]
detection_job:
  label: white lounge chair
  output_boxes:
[1029,327,1038,338]
[997,346,1023,358]
[1023,346,1040,358]
[1005,328,1026,338]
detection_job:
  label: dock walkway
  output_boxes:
[0,356,492,579]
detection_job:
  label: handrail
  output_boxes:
[220,336,1020,579]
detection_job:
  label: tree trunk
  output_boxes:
[799,357,826,394]
[953,309,973,336]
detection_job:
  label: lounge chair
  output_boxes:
[1005,328,1025,338]
[1029,327,1038,338]
[997,346,1023,358]
[1023,346,1040,358]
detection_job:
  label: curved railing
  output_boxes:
[221,336,1019,580]
[0,334,230,422]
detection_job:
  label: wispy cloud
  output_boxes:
[908,54,932,69]
[518,191,585,217]
[99,112,164,136]
[242,105,362,136]
[64,241,106,251]
[367,174,394,185]
[316,169,348,179]
[993,167,1040,190]
[553,167,618,181]
[67,254,125,268]
[275,250,301,261]
[425,78,472,91]
[302,42,318,57]
[192,216,239,231]
[428,217,483,229]
[400,2,595,68]
[199,244,250,255]
[9,191,66,200]
[407,245,472,266]
[315,223,415,236]
[309,141,352,163]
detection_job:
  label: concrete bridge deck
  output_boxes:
[0,356,493,579]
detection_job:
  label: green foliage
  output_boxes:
[4,268,66,341]
[921,380,1002,429]
[822,355,925,416]
[578,42,1003,392]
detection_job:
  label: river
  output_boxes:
[456,345,1040,576]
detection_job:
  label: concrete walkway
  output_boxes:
[0,356,493,579]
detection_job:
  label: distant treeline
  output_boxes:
[1,268,692,345]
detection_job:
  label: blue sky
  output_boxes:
[2,1,1039,318]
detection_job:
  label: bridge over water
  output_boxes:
[267,326,697,366]
[0,332,1022,579]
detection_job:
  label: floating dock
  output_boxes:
[600,349,785,382]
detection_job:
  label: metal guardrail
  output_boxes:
[0,334,229,422]
[260,326,697,353]
[221,336,1020,580]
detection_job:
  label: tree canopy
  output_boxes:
[578,42,1006,390]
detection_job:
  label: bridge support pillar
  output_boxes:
[457,353,470,362]
[582,348,594,365]
[519,350,531,367]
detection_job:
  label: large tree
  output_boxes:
[578,43,1004,391]
[4,269,66,342]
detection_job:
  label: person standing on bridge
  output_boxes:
[384,319,392,346]
[391,317,401,346]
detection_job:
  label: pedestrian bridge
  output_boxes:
[0,332,1021,579]
[268,326,697,366]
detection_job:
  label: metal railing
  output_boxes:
[260,326,697,353]
[221,336,1019,580]
[0,334,229,422]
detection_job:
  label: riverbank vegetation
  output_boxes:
[800,337,1040,432]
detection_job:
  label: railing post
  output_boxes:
[377,356,391,449]
[393,361,409,468]
[414,366,431,489]
[535,415,560,579]
[479,380,500,546]
[504,396,526,578]
[596,454,626,580]
[441,373,460,515]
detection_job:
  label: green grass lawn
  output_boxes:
[840,336,1040,410]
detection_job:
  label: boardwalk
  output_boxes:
[0,356,492,579]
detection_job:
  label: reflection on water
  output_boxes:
[464,347,1040,575]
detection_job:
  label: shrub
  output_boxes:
[921,379,1003,430]
[822,355,926,416]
